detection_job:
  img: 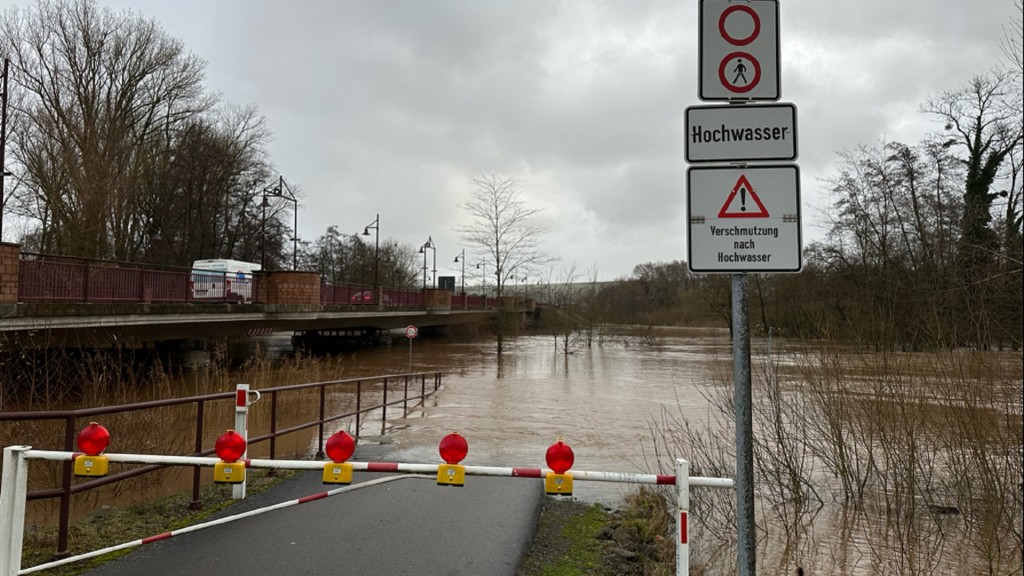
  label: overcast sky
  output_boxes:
[4,0,1018,280]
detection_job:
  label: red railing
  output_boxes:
[17,255,194,303]
[17,253,508,308]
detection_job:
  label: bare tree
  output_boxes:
[0,0,213,259]
[458,173,549,353]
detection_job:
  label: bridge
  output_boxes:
[0,245,528,350]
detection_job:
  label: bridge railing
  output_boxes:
[17,254,196,303]
[0,371,443,557]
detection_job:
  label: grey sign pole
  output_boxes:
[731,273,756,575]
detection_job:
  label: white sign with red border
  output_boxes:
[687,164,801,273]
[699,0,779,101]
[405,325,418,339]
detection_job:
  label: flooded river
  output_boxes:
[8,327,1022,575]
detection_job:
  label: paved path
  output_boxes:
[83,459,544,575]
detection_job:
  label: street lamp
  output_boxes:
[418,237,435,289]
[454,249,465,293]
[454,249,466,309]
[361,213,380,286]
[263,176,298,270]
[475,261,488,306]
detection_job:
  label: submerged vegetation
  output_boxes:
[639,345,1023,575]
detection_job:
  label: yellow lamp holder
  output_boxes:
[322,462,354,485]
[73,454,109,477]
[436,464,466,487]
[545,472,573,496]
[214,461,246,484]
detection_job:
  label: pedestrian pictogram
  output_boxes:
[719,53,761,94]
[700,0,779,101]
[719,175,769,218]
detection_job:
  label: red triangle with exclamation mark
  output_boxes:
[718,174,769,218]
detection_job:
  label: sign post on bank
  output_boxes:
[685,2,797,575]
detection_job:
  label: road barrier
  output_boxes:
[0,372,442,556]
[1,438,733,576]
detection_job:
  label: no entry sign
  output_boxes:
[700,0,779,101]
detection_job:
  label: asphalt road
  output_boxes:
[82,466,545,576]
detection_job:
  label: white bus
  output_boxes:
[190,259,261,302]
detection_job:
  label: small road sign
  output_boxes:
[405,325,418,339]
[700,0,779,101]
[685,103,797,163]
[687,164,801,273]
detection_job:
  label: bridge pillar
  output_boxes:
[423,288,451,311]
[258,271,320,306]
[0,243,19,304]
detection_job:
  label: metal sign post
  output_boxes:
[731,274,755,576]
[405,325,418,372]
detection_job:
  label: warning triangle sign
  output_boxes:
[718,174,769,218]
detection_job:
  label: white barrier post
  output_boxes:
[232,384,260,500]
[1,446,31,576]
[676,458,689,576]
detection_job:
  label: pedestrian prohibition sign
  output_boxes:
[699,0,779,101]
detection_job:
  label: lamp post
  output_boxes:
[475,261,488,307]
[263,176,298,270]
[361,214,380,286]
[454,249,465,292]
[454,249,466,309]
[418,237,434,289]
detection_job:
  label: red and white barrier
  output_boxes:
[2,447,732,576]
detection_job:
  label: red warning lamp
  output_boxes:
[438,432,468,465]
[215,430,247,463]
[545,437,574,474]
[73,423,110,477]
[437,432,468,487]
[322,430,357,485]
[76,422,111,456]
[544,436,575,496]
[325,430,356,463]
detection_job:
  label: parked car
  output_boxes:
[350,290,391,304]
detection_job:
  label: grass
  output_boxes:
[517,497,611,576]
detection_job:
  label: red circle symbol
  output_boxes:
[438,432,468,465]
[405,325,418,339]
[545,438,575,475]
[325,430,356,463]
[718,52,761,93]
[215,430,247,463]
[76,422,111,456]
[719,4,760,46]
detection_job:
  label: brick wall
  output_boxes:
[259,271,321,305]
[0,242,20,303]
[423,288,451,311]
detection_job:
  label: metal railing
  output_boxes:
[0,371,442,556]
[17,254,196,303]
